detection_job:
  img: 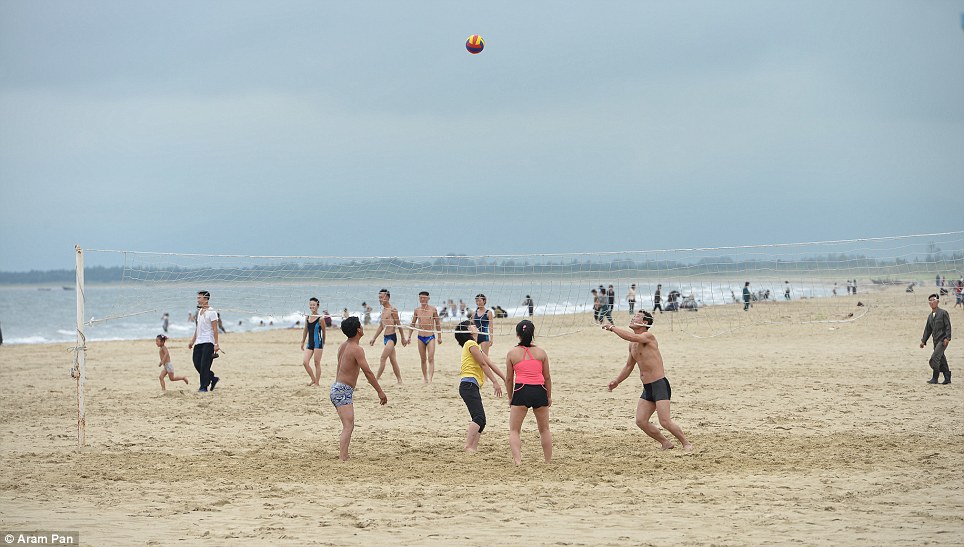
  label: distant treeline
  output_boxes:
[1,252,960,285]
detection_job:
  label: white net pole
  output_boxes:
[74,245,87,447]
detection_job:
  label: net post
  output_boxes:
[74,245,86,447]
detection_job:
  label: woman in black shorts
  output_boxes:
[505,320,553,465]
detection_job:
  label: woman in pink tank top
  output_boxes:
[505,320,553,465]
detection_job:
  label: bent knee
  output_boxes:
[474,416,487,433]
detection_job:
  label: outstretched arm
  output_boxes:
[608,352,636,391]
[358,354,388,405]
[603,323,648,344]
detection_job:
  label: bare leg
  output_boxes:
[481,340,492,356]
[302,349,317,386]
[533,406,553,463]
[465,421,481,453]
[167,372,188,384]
[386,344,402,384]
[312,349,323,386]
[654,400,693,451]
[426,339,436,383]
[159,370,167,391]
[508,405,528,465]
[335,404,355,461]
[636,399,674,449]
[417,339,429,383]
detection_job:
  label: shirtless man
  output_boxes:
[604,311,693,451]
[331,317,388,461]
[408,290,442,384]
[369,289,406,384]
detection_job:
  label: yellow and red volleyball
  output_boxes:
[465,34,484,54]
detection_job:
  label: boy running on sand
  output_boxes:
[604,311,693,451]
[155,335,188,391]
[370,289,406,384]
[408,291,443,384]
[331,317,388,461]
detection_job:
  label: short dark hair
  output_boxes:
[454,320,473,347]
[156,334,168,341]
[475,293,486,302]
[928,293,939,301]
[309,297,319,304]
[379,289,390,297]
[341,316,361,338]
[419,291,429,296]
[197,290,210,299]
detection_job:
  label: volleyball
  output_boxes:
[465,34,484,54]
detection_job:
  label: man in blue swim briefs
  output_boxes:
[408,290,443,384]
[369,289,406,384]
[605,311,693,452]
[332,317,387,461]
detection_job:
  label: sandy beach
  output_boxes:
[1,287,962,545]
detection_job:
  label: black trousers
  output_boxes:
[193,343,216,389]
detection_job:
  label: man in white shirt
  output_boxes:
[188,290,221,392]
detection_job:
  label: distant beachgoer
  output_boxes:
[604,311,693,452]
[155,334,188,391]
[522,295,534,317]
[626,284,637,314]
[322,310,332,327]
[217,312,227,333]
[362,302,372,325]
[920,294,952,385]
[742,282,751,311]
[601,285,614,324]
[409,291,442,384]
[342,308,350,320]
[607,284,616,312]
[833,283,838,297]
[331,317,387,461]
[301,297,326,387]
[784,281,791,301]
[591,289,601,322]
[853,279,857,295]
[505,320,552,465]
[455,320,505,453]
[653,284,663,314]
[187,290,220,392]
[473,294,495,355]
[458,299,467,318]
[161,313,170,334]
[370,289,405,384]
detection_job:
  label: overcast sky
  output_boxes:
[1,1,962,271]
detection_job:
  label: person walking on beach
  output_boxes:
[591,289,602,323]
[473,294,495,355]
[409,291,442,384]
[455,320,505,453]
[626,284,637,314]
[161,313,170,334]
[155,334,188,390]
[607,284,616,314]
[920,293,952,385]
[784,281,792,301]
[653,284,663,314]
[300,297,326,387]
[187,290,220,392]
[604,311,693,452]
[505,320,552,465]
[331,317,388,461]
[370,289,406,384]
[742,282,751,311]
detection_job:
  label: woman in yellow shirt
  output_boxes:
[454,320,505,453]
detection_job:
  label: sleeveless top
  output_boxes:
[473,308,489,334]
[306,317,323,347]
[513,346,545,385]
[459,340,485,385]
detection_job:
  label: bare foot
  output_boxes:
[183,379,189,384]
[682,443,694,452]
[464,447,478,454]
[660,443,676,450]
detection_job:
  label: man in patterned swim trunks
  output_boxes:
[332,317,388,461]
[604,311,693,452]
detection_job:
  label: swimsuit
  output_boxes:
[330,381,354,407]
[164,362,174,374]
[640,377,672,402]
[417,334,435,345]
[305,318,324,350]
[384,333,398,346]
[473,310,490,343]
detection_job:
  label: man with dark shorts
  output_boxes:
[188,290,220,392]
[605,311,692,451]
[920,293,952,384]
